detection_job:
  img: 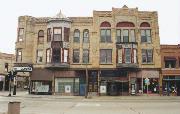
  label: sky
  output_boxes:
[0,0,180,54]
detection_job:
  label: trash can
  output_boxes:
[8,101,20,114]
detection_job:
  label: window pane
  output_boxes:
[83,49,89,63]
[46,49,51,63]
[37,50,43,63]
[47,28,51,42]
[17,50,22,62]
[106,29,111,42]
[118,49,122,63]
[146,30,151,43]
[116,30,121,43]
[125,48,131,63]
[100,29,106,42]
[130,30,135,42]
[74,30,80,43]
[147,49,153,63]
[100,50,106,63]
[64,27,70,42]
[141,30,147,42]
[123,30,129,42]
[142,49,147,63]
[73,49,79,63]
[83,30,89,43]
[54,28,61,34]
[133,49,137,63]
[106,50,112,63]
[52,49,60,63]
[18,28,24,42]
[64,49,68,63]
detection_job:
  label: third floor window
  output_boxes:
[142,49,153,63]
[100,21,111,43]
[53,28,62,41]
[38,30,44,44]
[73,29,80,43]
[18,28,24,42]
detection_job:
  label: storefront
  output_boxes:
[162,76,180,96]
[100,70,129,96]
[136,69,160,94]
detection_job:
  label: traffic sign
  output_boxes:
[144,78,150,85]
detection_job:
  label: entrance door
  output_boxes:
[79,84,85,96]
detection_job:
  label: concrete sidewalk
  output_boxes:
[1,91,180,101]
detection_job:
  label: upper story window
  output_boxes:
[73,49,80,63]
[140,22,151,43]
[38,30,44,44]
[52,48,60,63]
[18,28,24,42]
[83,49,89,63]
[64,27,70,42]
[53,27,62,41]
[63,49,69,63]
[74,29,80,43]
[36,50,43,63]
[46,49,51,63]
[142,49,153,63]
[100,49,112,64]
[100,21,111,43]
[116,22,135,43]
[16,49,22,62]
[47,28,51,42]
[164,57,176,68]
[124,48,131,63]
[83,29,89,43]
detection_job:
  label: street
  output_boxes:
[0,92,180,114]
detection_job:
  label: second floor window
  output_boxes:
[125,48,131,63]
[123,30,129,42]
[36,50,43,63]
[164,57,176,68]
[73,49,80,63]
[53,28,62,41]
[74,29,80,43]
[18,28,24,42]
[16,49,22,62]
[142,49,153,63]
[100,49,112,64]
[52,48,60,63]
[83,49,89,63]
[38,30,44,44]
[46,49,51,63]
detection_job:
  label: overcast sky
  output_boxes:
[0,0,180,54]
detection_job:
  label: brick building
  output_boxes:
[161,44,180,96]
[15,5,161,95]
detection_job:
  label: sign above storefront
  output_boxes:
[13,67,32,72]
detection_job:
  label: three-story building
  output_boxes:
[15,5,161,95]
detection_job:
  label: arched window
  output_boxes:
[140,22,151,43]
[100,21,111,43]
[83,29,89,43]
[38,30,44,44]
[73,29,80,43]
[116,22,135,43]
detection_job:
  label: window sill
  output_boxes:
[142,63,154,65]
[71,63,92,65]
[100,63,113,65]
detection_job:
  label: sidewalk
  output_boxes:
[1,91,180,101]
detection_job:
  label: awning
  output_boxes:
[164,56,176,61]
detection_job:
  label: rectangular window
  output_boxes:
[83,31,89,43]
[52,48,60,63]
[100,29,111,43]
[16,49,22,62]
[116,29,121,43]
[83,49,89,63]
[123,29,129,42]
[47,28,51,42]
[46,49,51,63]
[53,28,62,41]
[165,60,176,68]
[118,49,122,63]
[63,49,68,63]
[36,50,43,63]
[133,49,137,63]
[142,49,153,63]
[125,48,131,63]
[100,49,112,64]
[141,29,151,43]
[18,28,24,42]
[64,27,70,42]
[73,49,80,63]
[130,30,136,42]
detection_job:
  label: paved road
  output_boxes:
[0,92,180,114]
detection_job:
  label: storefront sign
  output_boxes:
[65,85,71,93]
[100,86,106,93]
[13,67,32,72]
